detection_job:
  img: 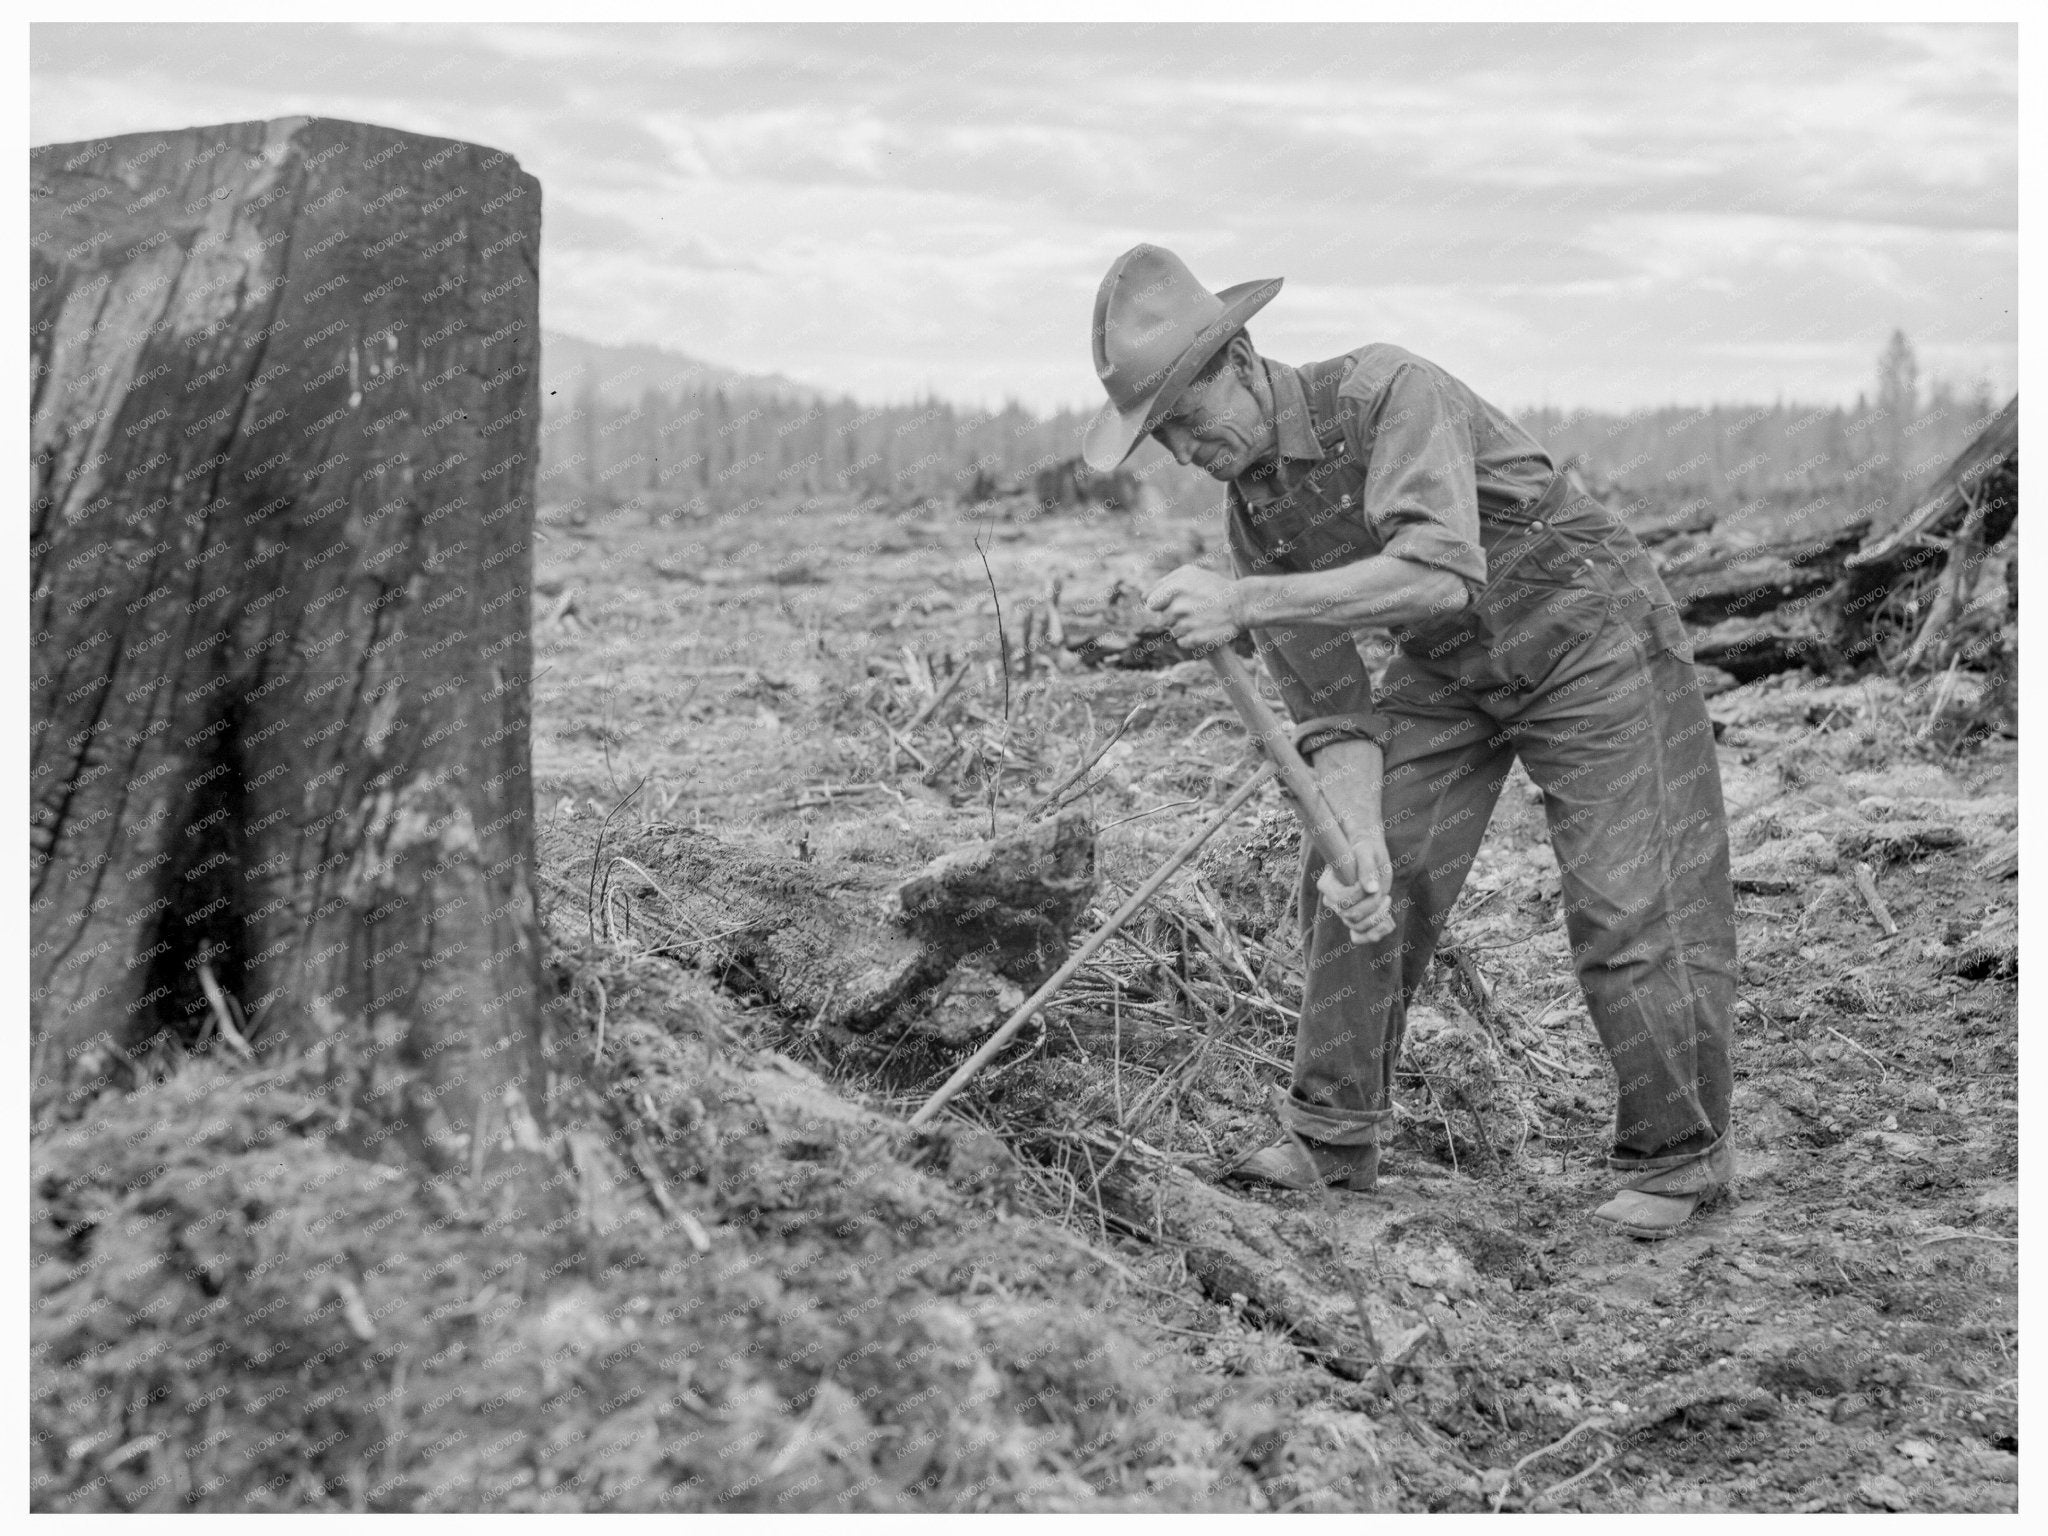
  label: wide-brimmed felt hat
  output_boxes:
[1082,244,1282,472]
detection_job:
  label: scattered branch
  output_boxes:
[587,771,653,945]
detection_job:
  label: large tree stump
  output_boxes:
[30,117,549,1176]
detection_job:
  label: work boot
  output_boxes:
[1225,1136,1380,1193]
[1591,1141,1736,1239]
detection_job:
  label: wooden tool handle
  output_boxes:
[1206,646,1359,885]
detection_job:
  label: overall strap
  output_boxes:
[1296,356,1354,448]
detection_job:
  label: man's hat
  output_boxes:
[1082,244,1283,472]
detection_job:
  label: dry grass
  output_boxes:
[31,913,1316,1512]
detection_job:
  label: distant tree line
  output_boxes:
[1525,333,2003,539]
[535,373,1138,521]
[537,330,2002,539]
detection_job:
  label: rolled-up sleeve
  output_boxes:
[1226,495,1388,752]
[1343,362,1488,598]
[1220,569,1388,753]
[1250,621,1387,751]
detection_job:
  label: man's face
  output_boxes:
[1150,355,1273,481]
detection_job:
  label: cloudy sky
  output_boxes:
[31,22,2016,415]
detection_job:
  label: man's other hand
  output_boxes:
[1316,828,1395,945]
[1145,564,1242,653]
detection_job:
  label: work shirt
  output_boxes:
[1225,345,1634,754]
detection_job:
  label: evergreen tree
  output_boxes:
[574,377,604,502]
[1876,329,1920,426]
[1873,330,1921,520]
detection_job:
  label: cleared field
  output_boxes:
[517,487,2017,1512]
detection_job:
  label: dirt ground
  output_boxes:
[512,487,2020,1513]
[34,485,2013,1512]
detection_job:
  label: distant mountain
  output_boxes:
[539,330,822,407]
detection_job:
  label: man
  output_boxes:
[1082,244,1736,1238]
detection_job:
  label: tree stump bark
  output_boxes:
[30,117,551,1178]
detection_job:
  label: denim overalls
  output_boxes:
[1230,355,1736,1186]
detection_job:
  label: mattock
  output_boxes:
[908,646,1356,1128]
[1199,646,1359,883]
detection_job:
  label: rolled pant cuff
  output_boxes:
[1608,1129,1732,1191]
[1277,1096,1392,1148]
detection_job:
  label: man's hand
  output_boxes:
[1317,827,1394,945]
[1305,735,1393,945]
[1145,564,1242,653]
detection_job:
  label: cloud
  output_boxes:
[643,107,900,183]
[29,20,2015,413]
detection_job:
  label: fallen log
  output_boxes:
[1625,495,1719,548]
[1689,613,1838,683]
[1848,397,2019,572]
[1658,397,2018,681]
[612,810,1097,1035]
[1661,525,1871,629]
[30,117,552,1174]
